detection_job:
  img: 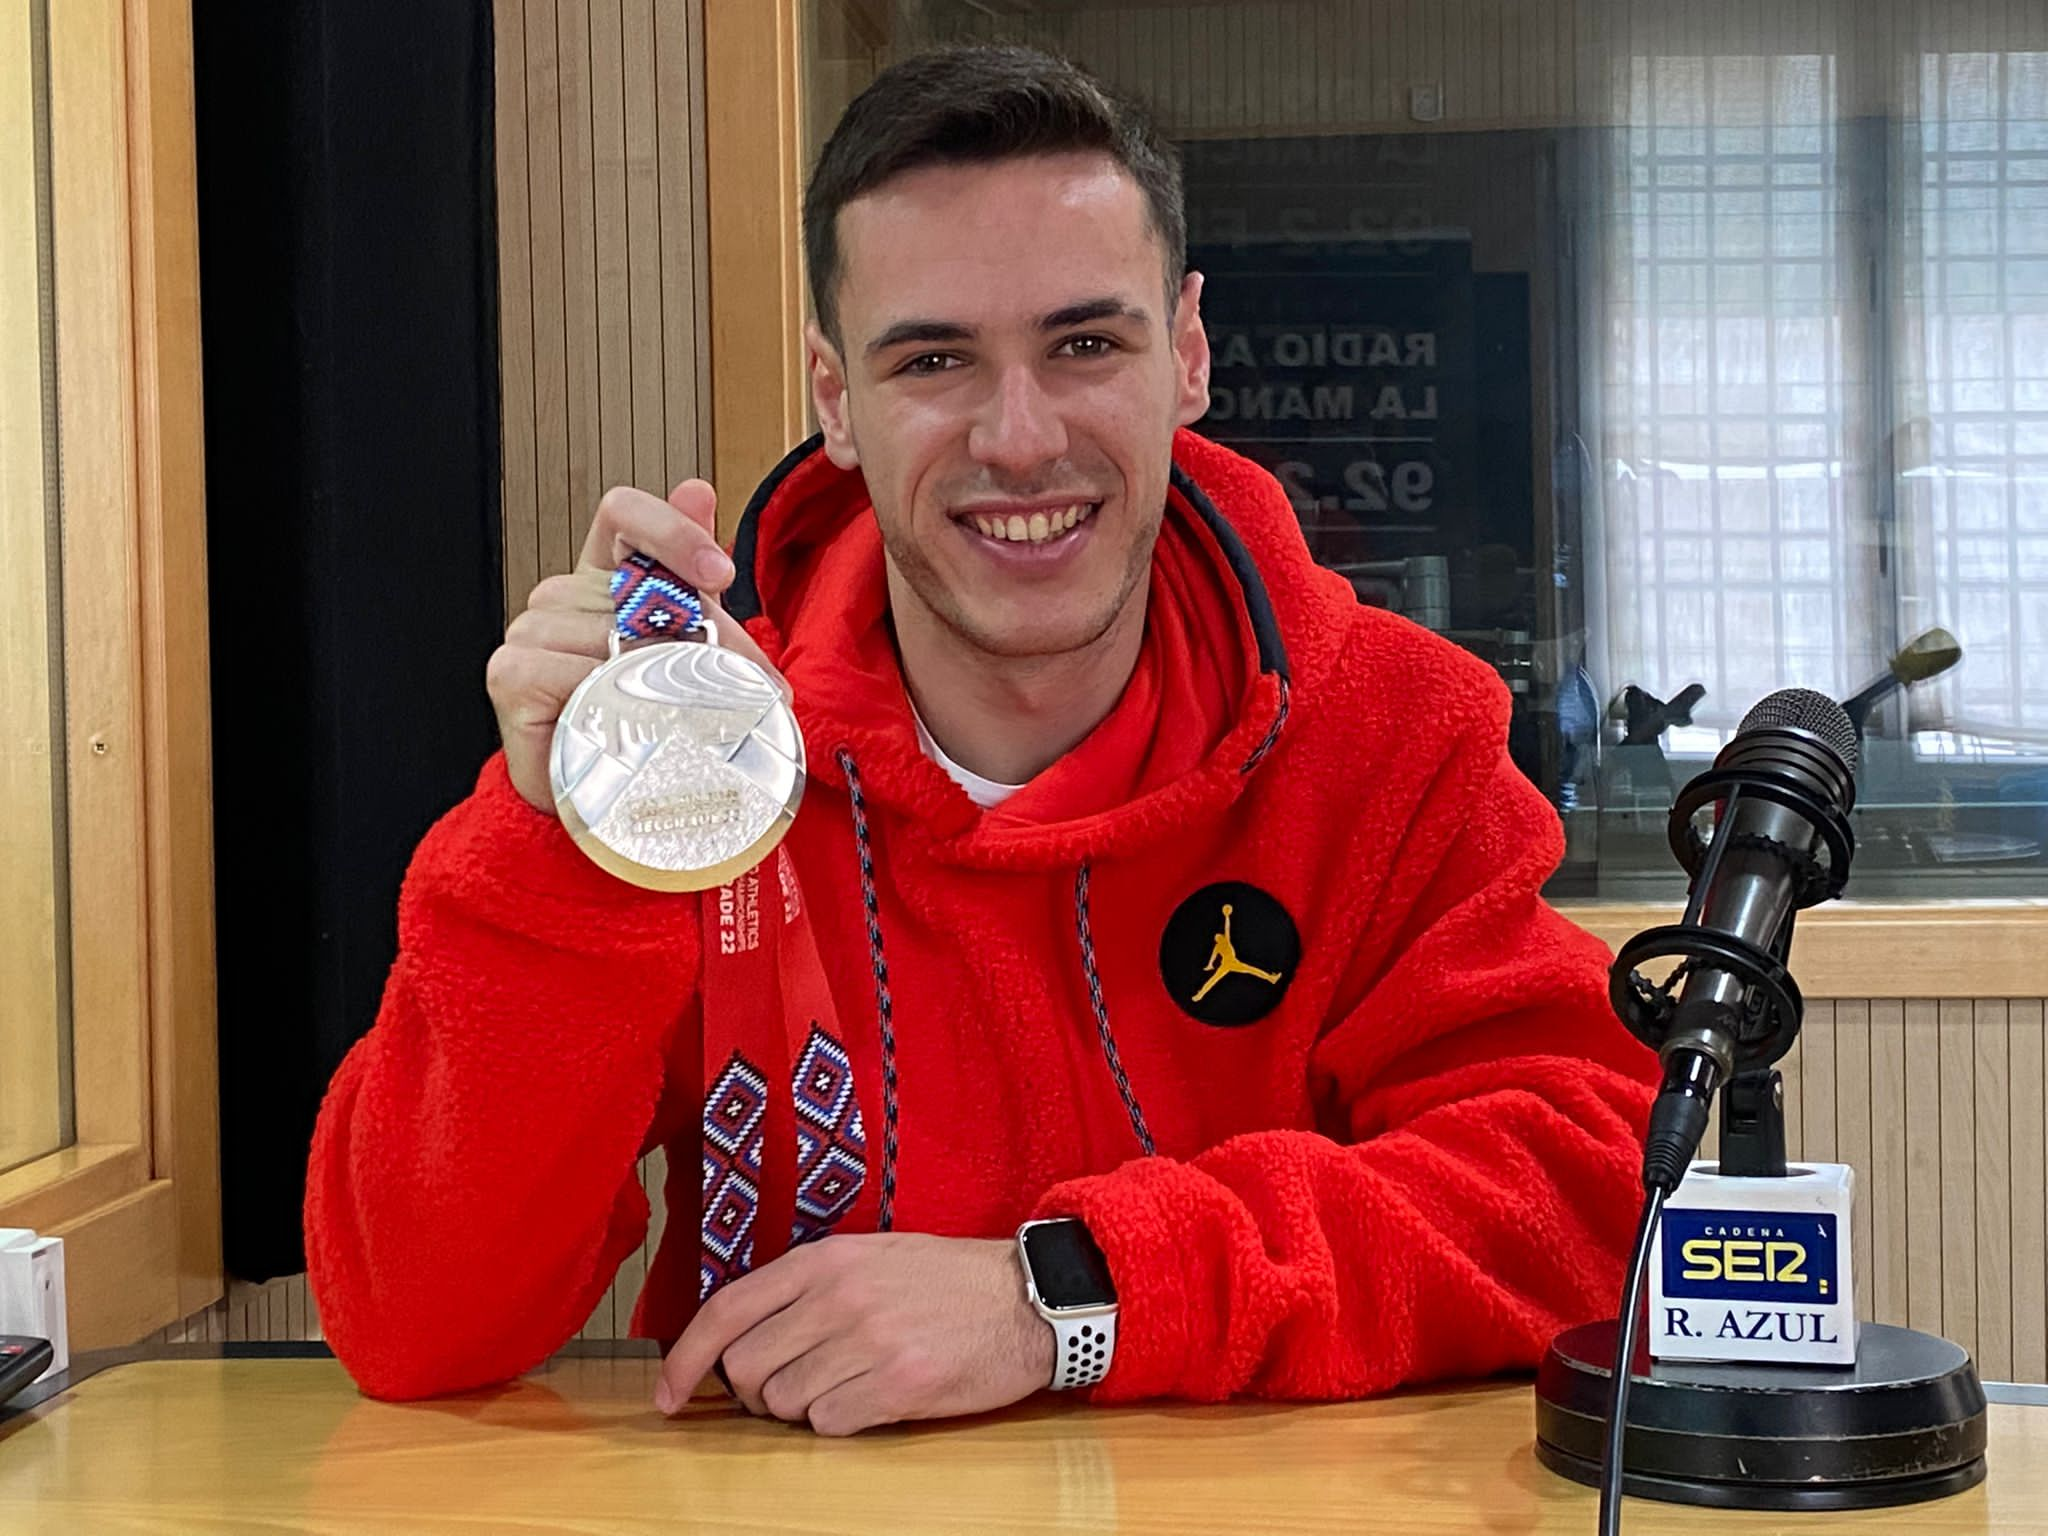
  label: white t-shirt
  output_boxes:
[910,698,1026,809]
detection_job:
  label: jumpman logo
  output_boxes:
[1192,903,1284,1002]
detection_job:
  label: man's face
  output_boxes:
[809,153,1210,660]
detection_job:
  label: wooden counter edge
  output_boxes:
[3,1342,2040,1442]
[1561,901,2048,998]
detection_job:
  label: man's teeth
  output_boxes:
[970,503,1093,543]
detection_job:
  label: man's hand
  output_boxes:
[655,1234,1055,1436]
[487,479,786,814]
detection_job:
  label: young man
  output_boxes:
[307,45,1654,1435]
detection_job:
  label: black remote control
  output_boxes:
[0,1336,55,1409]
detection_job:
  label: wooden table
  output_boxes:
[0,1345,2043,1533]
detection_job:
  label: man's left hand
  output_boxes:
[654,1233,1055,1435]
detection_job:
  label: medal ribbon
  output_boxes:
[611,551,706,643]
[613,554,875,1344]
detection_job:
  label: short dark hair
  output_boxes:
[803,45,1186,347]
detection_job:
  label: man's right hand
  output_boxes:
[487,479,783,814]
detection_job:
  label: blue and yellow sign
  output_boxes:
[1659,1208,1837,1307]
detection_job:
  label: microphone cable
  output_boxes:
[1598,1181,1668,1536]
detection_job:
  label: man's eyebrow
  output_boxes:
[1041,297,1149,331]
[866,319,976,357]
[864,299,1149,357]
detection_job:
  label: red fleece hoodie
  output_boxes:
[306,429,1656,1403]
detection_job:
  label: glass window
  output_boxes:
[802,1,2048,898]
[1,0,73,1173]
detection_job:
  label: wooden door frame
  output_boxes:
[0,0,221,1349]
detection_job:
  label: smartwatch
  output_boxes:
[1016,1217,1118,1390]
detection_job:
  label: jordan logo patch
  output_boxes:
[1159,881,1300,1027]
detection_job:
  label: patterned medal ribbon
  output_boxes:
[610,551,706,644]
[611,553,874,1343]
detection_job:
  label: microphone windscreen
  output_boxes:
[1738,687,1860,775]
[1890,627,1963,685]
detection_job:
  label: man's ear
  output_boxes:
[808,320,860,469]
[1170,271,1211,428]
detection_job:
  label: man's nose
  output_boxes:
[967,365,1070,477]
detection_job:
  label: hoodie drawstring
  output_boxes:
[1074,860,1158,1157]
[1238,674,1291,774]
[838,749,901,1232]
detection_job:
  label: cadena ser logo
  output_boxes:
[1660,1208,1837,1306]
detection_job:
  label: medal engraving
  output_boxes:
[551,641,805,891]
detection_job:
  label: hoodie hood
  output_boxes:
[724,428,1355,871]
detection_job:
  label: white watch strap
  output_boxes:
[1048,1310,1115,1391]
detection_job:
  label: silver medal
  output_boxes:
[550,621,805,891]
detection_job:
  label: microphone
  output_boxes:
[1611,687,1860,1191]
[1536,685,1987,1526]
[1616,681,1705,746]
[1841,626,1962,734]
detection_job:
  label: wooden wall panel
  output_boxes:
[520,3,569,598]
[1906,999,1945,1335]
[1832,1000,1874,1320]
[493,11,540,614]
[1940,998,1979,1360]
[2012,1001,2047,1384]
[557,2,603,569]
[1976,1000,2013,1380]
[705,0,806,511]
[493,0,714,618]
[153,1271,322,1347]
[1868,999,1910,1326]
[659,1,715,511]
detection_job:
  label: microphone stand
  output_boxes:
[1715,1067,1786,1180]
[1532,782,1988,1514]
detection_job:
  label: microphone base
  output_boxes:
[1533,1319,1987,1510]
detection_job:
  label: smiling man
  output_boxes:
[306,45,1654,1434]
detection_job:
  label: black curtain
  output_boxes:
[194,2,503,1280]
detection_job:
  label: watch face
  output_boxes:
[1022,1220,1116,1311]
